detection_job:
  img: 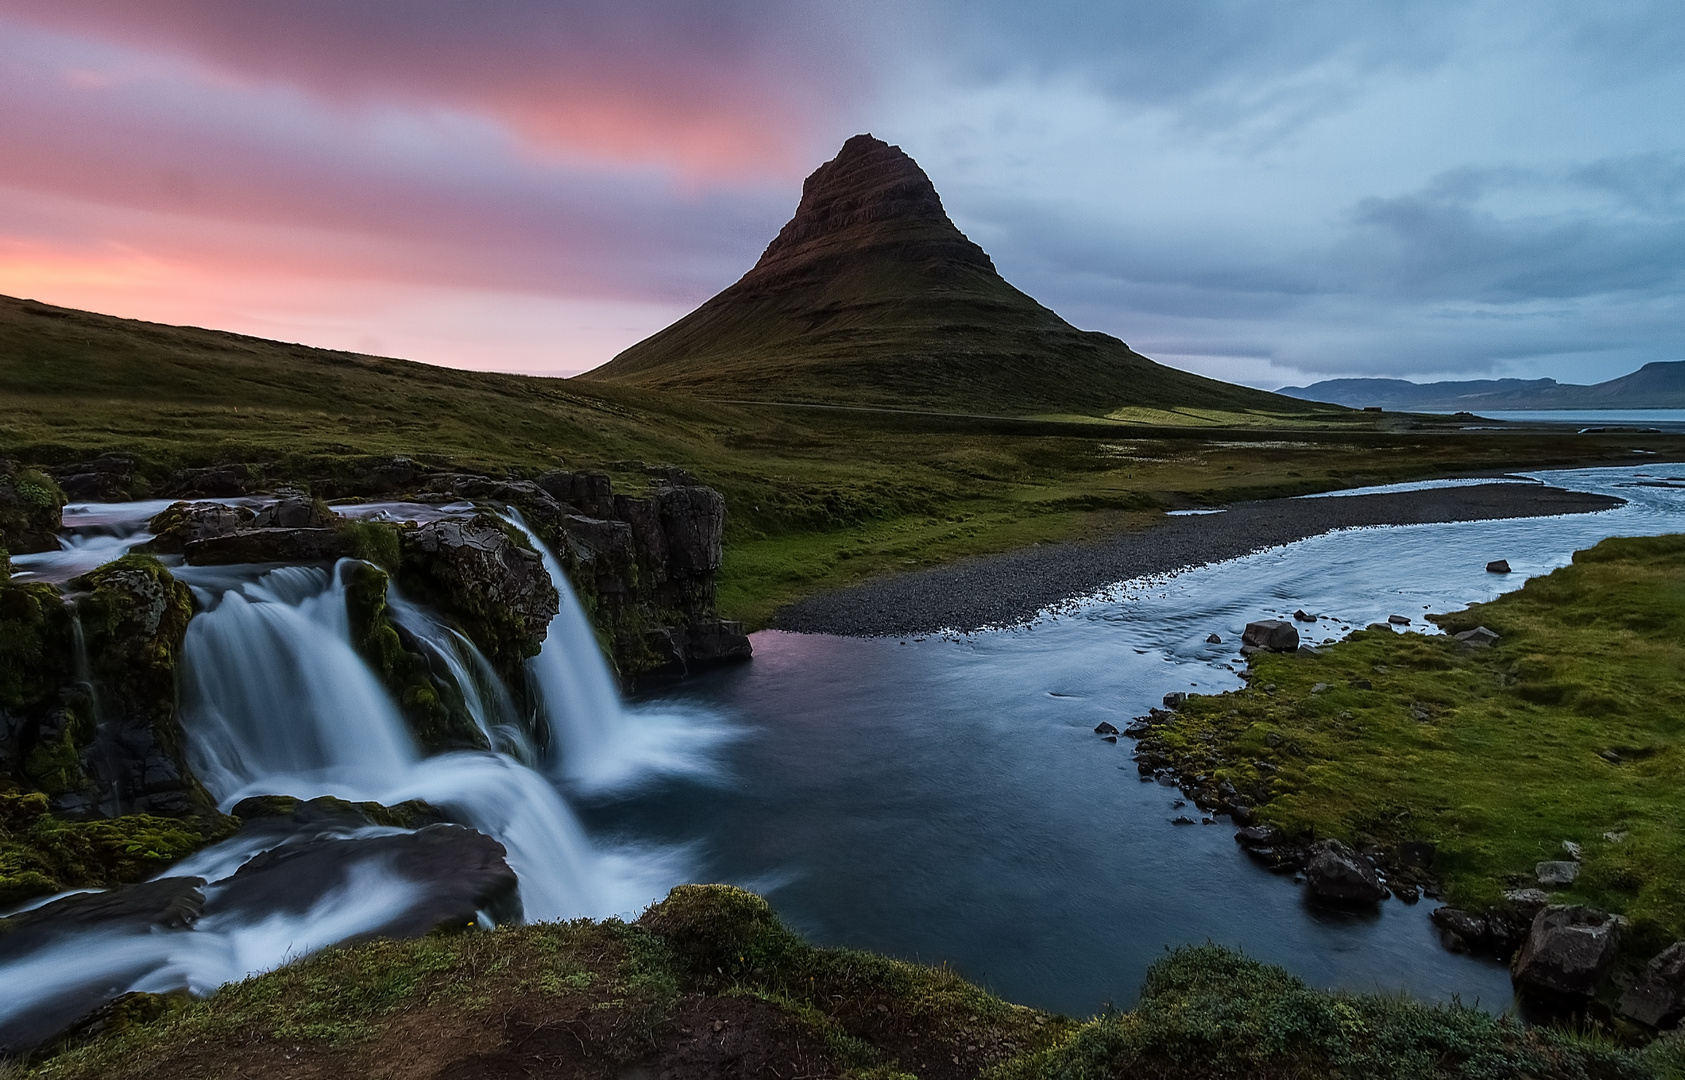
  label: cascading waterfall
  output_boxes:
[505,511,733,795]
[384,590,532,761]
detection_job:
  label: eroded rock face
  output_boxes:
[657,485,725,574]
[1512,904,1622,997]
[51,455,141,503]
[1242,619,1299,652]
[1619,942,1685,1028]
[398,514,558,677]
[159,464,256,499]
[1304,839,1387,903]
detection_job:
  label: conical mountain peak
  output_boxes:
[582,136,1299,418]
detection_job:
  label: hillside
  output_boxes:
[581,135,1314,418]
[1280,361,1685,411]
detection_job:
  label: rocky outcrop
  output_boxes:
[183,527,352,565]
[397,514,558,680]
[0,459,66,555]
[50,454,145,503]
[137,501,252,554]
[1304,839,1388,903]
[1242,619,1299,652]
[1619,942,1685,1028]
[1512,905,1622,997]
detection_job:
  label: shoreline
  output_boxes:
[770,482,1625,636]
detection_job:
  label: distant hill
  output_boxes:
[579,135,1316,418]
[1279,362,1685,411]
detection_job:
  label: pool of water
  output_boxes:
[593,464,1685,1019]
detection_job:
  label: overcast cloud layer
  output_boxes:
[0,0,1679,385]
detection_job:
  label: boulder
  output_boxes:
[138,501,252,554]
[160,464,254,499]
[0,459,67,555]
[1162,691,1187,709]
[1234,825,1282,849]
[657,485,725,574]
[1304,838,1387,903]
[1487,559,1512,574]
[397,514,559,676]
[683,619,753,665]
[1502,888,1552,919]
[250,494,332,529]
[1366,622,1394,632]
[1618,942,1685,1028]
[183,527,352,566]
[1241,620,1299,652]
[1431,906,1487,951]
[1094,721,1120,736]
[1387,614,1411,625]
[1536,860,1580,887]
[1454,626,1500,647]
[1513,905,1622,997]
[1292,609,1317,622]
[51,454,139,502]
[1206,633,1221,644]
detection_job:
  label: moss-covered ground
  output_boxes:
[1140,534,1685,956]
[16,885,1674,1079]
[5,293,1684,628]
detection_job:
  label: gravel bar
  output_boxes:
[770,483,1625,636]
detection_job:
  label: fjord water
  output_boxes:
[607,464,1685,1017]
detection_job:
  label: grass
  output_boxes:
[15,885,1667,1079]
[1138,534,1685,955]
[4,291,1685,630]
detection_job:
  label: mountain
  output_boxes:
[1278,362,1685,411]
[579,135,1312,418]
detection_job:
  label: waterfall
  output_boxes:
[502,511,734,796]
[384,590,533,761]
[175,559,670,921]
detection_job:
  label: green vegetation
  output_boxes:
[3,293,1681,626]
[0,791,229,907]
[18,885,1667,1079]
[1141,534,1685,953]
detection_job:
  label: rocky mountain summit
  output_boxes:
[583,135,1305,417]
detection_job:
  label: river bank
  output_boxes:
[772,481,1624,635]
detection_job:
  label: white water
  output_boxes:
[505,511,735,796]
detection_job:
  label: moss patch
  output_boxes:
[1139,534,1685,954]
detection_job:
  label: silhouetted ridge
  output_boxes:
[581,135,1316,418]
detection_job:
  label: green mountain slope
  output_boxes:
[581,135,1314,418]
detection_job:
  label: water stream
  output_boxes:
[3,463,1683,1032]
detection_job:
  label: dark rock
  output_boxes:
[1102,735,1117,744]
[1536,860,1580,887]
[137,501,252,554]
[1292,609,1317,622]
[1351,678,1373,690]
[160,464,254,499]
[1206,633,1221,643]
[183,527,352,565]
[558,514,636,589]
[1170,815,1198,826]
[250,494,332,529]
[1229,803,1254,825]
[1503,888,1551,919]
[1162,691,1187,709]
[1432,906,1489,951]
[1618,942,1685,1028]
[1094,721,1120,736]
[613,494,669,575]
[397,514,559,677]
[1235,825,1282,848]
[1513,905,1622,997]
[1393,883,1421,903]
[534,470,615,518]
[51,454,139,502]
[1484,908,1532,958]
[1387,614,1411,625]
[684,619,753,666]
[1304,838,1387,903]
[210,823,522,934]
[1396,840,1436,869]
[1366,622,1394,632]
[657,486,725,574]
[0,459,67,554]
[1454,626,1500,647]
[1242,619,1299,652]
[1487,559,1512,574]
[230,794,444,831]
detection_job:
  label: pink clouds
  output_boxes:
[0,2,877,372]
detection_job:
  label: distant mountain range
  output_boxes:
[582,135,1313,418]
[1278,362,1685,412]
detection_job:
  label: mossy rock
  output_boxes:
[342,561,486,752]
[0,461,66,555]
[69,555,193,713]
[230,793,444,831]
[0,578,74,711]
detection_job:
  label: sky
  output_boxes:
[1,1,1681,389]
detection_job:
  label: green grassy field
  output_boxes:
[1141,535,1685,955]
[5,293,1682,626]
[20,885,1668,1080]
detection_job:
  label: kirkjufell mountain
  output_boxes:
[581,135,1312,417]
